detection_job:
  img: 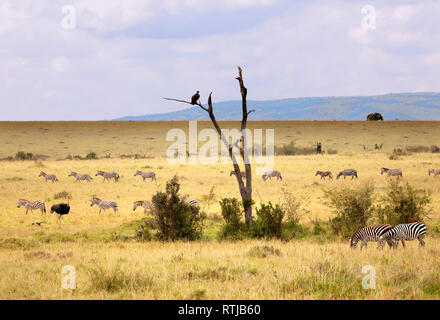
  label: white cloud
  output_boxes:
[50,56,72,73]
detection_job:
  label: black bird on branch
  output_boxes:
[191,91,200,105]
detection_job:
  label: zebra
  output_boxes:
[134,170,156,182]
[350,224,394,250]
[379,222,427,248]
[262,170,282,181]
[186,199,199,207]
[381,168,402,178]
[90,197,118,214]
[68,172,92,182]
[315,171,333,180]
[95,171,119,182]
[336,169,358,180]
[133,200,152,214]
[38,171,58,183]
[428,169,440,177]
[17,199,46,215]
[230,170,246,178]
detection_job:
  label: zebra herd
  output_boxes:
[350,222,427,250]
[20,169,198,220]
[40,170,158,183]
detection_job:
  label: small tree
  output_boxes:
[323,181,375,237]
[151,175,205,241]
[367,112,384,121]
[377,180,432,225]
[219,198,243,238]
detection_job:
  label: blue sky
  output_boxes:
[1,0,440,120]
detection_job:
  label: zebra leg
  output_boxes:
[401,239,406,248]
[25,208,29,215]
[418,235,426,247]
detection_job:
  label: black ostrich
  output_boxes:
[50,196,70,224]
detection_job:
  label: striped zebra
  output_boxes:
[336,169,358,180]
[230,170,246,178]
[134,170,156,182]
[90,197,118,214]
[17,199,46,215]
[38,171,58,183]
[68,172,92,182]
[315,171,333,180]
[133,200,152,214]
[381,168,402,178]
[379,222,427,248]
[428,169,440,177]
[350,224,394,250]
[262,170,282,181]
[186,199,199,207]
[95,171,119,182]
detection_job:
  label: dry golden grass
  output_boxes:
[1,121,440,299]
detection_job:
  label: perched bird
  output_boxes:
[50,196,71,224]
[191,91,200,105]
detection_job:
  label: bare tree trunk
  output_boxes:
[164,66,254,225]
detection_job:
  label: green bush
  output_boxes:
[253,202,285,239]
[219,198,242,230]
[86,152,98,160]
[377,180,432,225]
[15,151,33,160]
[151,175,205,241]
[323,181,375,237]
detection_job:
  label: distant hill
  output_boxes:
[114,92,440,121]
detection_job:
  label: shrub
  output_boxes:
[54,191,72,200]
[431,145,440,153]
[406,145,430,153]
[366,112,384,121]
[15,151,33,160]
[219,198,242,232]
[86,152,98,160]
[377,180,432,225]
[274,140,316,156]
[151,175,206,241]
[323,181,375,237]
[374,143,383,150]
[253,202,285,239]
[281,188,309,227]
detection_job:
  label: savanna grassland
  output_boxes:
[1,121,440,300]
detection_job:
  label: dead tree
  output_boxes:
[164,66,254,225]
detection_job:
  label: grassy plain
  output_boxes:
[0,121,440,299]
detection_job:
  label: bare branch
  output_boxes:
[163,97,209,112]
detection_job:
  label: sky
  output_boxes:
[1,0,440,120]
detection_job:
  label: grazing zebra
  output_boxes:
[428,169,440,177]
[230,170,246,178]
[186,199,199,207]
[350,224,394,250]
[68,172,92,182]
[95,171,119,182]
[381,168,402,178]
[134,170,156,182]
[90,197,118,214]
[38,171,58,183]
[336,169,358,180]
[315,171,333,180]
[133,200,152,214]
[17,199,46,215]
[379,222,427,248]
[262,170,282,181]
